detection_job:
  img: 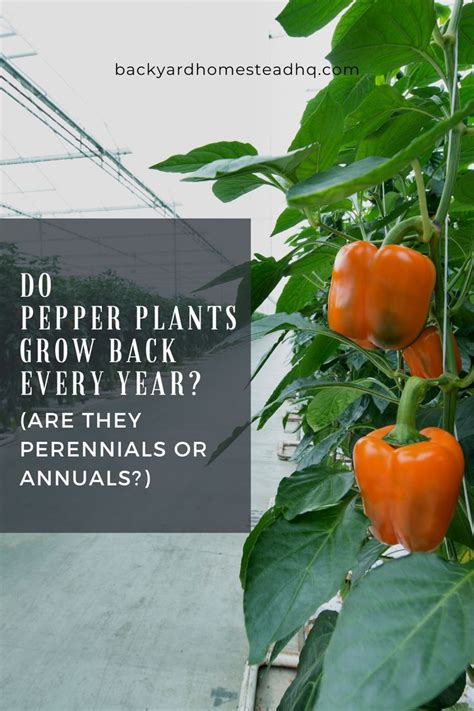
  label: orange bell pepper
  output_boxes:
[328,241,436,350]
[354,425,464,552]
[403,325,462,378]
[353,376,465,552]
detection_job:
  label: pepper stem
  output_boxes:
[382,216,435,246]
[383,376,431,447]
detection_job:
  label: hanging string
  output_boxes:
[442,211,450,370]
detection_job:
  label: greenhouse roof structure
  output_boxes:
[0,16,234,294]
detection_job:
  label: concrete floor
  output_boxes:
[0,335,293,711]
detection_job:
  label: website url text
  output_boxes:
[114,62,359,79]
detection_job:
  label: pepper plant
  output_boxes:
[151,0,474,707]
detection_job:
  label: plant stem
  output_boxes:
[264,174,288,191]
[382,216,432,246]
[435,132,462,224]
[447,0,464,35]
[303,272,326,289]
[305,239,340,251]
[396,351,404,394]
[432,23,444,47]
[429,234,459,376]
[303,208,355,242]
[456,367,474,389]
[356,192,368,240]
[318,223,356,242]
[432,0,464,433]
[416,49,448,86]
[448,253,471,290]
[383,377,430,447]
[412,160,432,241]
[443,391,458,434]
[435,5,462,224]
[303,207,318,229]
[429,233,446,322]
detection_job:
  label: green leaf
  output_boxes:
[250,257,287,312]
[363,197,414,233]
[424,672,467,709]
[258,334,340,429]
[251,312,312,340]
[317,555,474,711]
[435,2,450,22]
[449,221,474,267]
[331,0,377,48]
[288,156,386,208]
[356,112,431,160]
[456,398,474,487]
[298,429,348,469]
[271,207,305,236]
[182,144,316,182]
[194,261,249,292]
[351,538,387,584]
[250,331,286,384]
[396,49,444,92]
[244,500,367,663]
[454,171,474,205]
[446,478,474,550]
[459,3,474,65]
[320,199,353,213]
[207,419,251,465]
[258,363,304,429]
[234,254,290,319]
[296,335,341,378]
[305,75,374,118]
[277,610,339,711]
[280,377,396,407]
[240,508,280,588]
[252,318,394,377]
[450,200,474,219]
[287,103,474,208]
[448,490,474,550]
[276,275,316,313]
[334,75,374,115]
[276,466,354,520]
[290,94,344,178]
[286,246,336,280]
[212,174,268,202]
[460,73,474,106]
[150,140,257,173]
[460,135,474,168]
[344,85,407,142]
[307,383,372,431]
[328,0,436,75]
[276,0,352,37]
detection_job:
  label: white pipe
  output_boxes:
[268,652,300,669]
[238,662,259,711]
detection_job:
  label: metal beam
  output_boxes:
[0,149,131,165]
[2,51,37,59]
[2,188,56,195]
[3,203,150,216]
